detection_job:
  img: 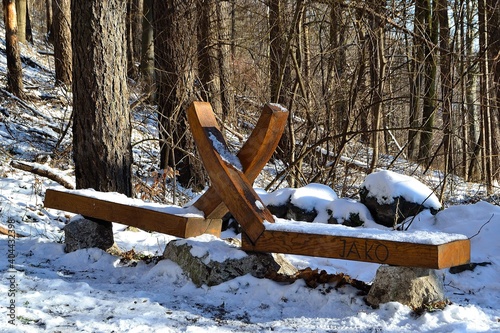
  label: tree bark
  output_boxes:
[418,0,437,166]
[197,0,222,116]
[216,0,235,123]
[15,0,26,43]
[368,0,386,173]
[126,0,139,80]
[46,0,53,42]
[52,0,72,86]
[25,0,32,43]
[438,0,453,175]
[408,0,426,160]
[140,0,154,90]
[465,0,481,181]
[487,0,500,184]
[154,0,206,191]
[72,0,132,197]
[478,0,494,193]
[3,0,25,99]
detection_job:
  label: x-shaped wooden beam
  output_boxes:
[188,101,288,243]
[187,101,470,268]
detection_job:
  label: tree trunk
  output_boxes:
[479,0,494,193]
[25,1,32,43]
[133,0,143,59]
[15,0,26,43]
[408,0,426,160]
[52,0,72,86]
[154,0,206,191]
[197,0,222,117]
[368,0,386,173]
[269,0,297,186]
[140,0,154,90]
[216,0,235,123]
[3,0,25,99]
[46,0,53,42]
[126,0,139,80]
[418,0,437,166]
[488,0,500,184]
[72,0,132,196]
[438,0,453,175]
[465,0,481,181]
[324,1,348,182]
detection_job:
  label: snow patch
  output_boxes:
[362,170,442,209]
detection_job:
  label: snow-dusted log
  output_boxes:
[10,160,74,190]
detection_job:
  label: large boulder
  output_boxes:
[366,265,446,310]
[163,235,298,287]
[64,215,114,253]
[359,170,442,227]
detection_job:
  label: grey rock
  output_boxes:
[64,216,114,253]
[360,187,439,227]
[163,237,298,287]
[267,199,317,222]
[328,211,364,227]
[366,265,445,309]
[286,204,317,222]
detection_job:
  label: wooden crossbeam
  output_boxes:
[44,189,222,238]
[193,103,288,219]
[241,226,470,269]
[187,101,276,243]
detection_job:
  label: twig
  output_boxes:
[0,88,51,121]
[469,214,494,239]
[10,160,75,190]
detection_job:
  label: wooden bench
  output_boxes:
[44,101,471,270]
[187,101,470,269]
[44,102,288,239]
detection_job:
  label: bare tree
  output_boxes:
[197,0,222,116]
[418,0,438,166]
[140,0,154,91]
[154,0,206,191]
[14,0,26,43]
[45,0,53,43]
[438,0,453,174]
[126,0,139,80]
[216,0,235,122]
[368,0,386,172]
[488,0,500,185]
[52,0,72,86]
[478,0,494,193]
[3,0,25,99]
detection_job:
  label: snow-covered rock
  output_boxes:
[360,170,442,227]
[163,235,297,287]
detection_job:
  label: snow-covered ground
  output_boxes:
[1,22,500,333]
[1,170,500,332]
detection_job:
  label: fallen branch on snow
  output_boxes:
[10,160,75,190]
[0,225,26,238]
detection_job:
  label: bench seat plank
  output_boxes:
[241,221,470,269]
[44,189,222,238]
